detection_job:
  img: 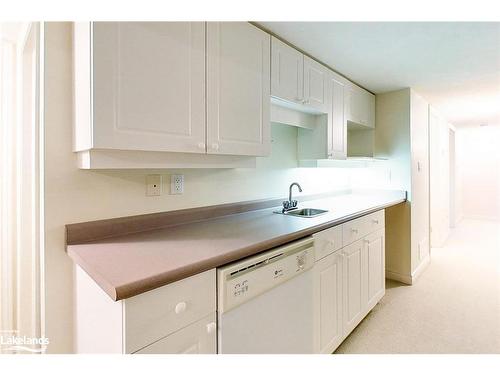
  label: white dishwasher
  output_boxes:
[217,237,315,354]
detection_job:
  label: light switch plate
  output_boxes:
[170,174,184,195]
[146,175,162,196]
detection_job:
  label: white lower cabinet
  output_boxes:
[313,210,386,353]
[314,251,343,354]
[135,313,216,354]
[342,239,366,337]
[75,267,216,354]
[365,229,385,311]
[76,212,385,355]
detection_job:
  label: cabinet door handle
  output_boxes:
[372,219,379,224]
[175,301,187,314]
[206,322,216,334]
[363,239,370,244]
[351,228,358,233]
[328,240,335,247]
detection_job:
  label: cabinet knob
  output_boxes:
[372,219,379,224]
[328,240,335,247]
[197,142,206,150]
[206,322,216,334]
[211,143,220,151]
[351,228,358,233]
[302,99,310,105]
[175,301,187,314]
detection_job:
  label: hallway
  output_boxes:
[336,219,500,353]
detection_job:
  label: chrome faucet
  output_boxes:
[282,182,303,213]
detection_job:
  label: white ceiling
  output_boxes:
[259,22,500,127]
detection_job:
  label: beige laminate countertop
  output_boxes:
[68,189,406,301]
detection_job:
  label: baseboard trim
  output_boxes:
[386,270,412,285]
[411,254,431,283]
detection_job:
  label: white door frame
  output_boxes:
[448,127,457,228]
[0,21,45,353]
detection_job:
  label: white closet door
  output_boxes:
[92,22,206,153]
[206,22,271,156]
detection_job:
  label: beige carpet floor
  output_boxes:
[335,219,500,354]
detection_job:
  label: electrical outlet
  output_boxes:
[170,174,184,195]
[146,175,162,196]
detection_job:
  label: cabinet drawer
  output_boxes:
[342,210,385,246]
[313,225,343,261]
[134,313,217,354]
[124,269,215,353]
[365,210,384,234]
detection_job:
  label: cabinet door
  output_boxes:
[271,37,304,104]
[347,85,375,128]
[304,56,328,112]
[364,229,385,311]
[342,239,366,336]
[329,75,347,159]
[134,314,216,354]
[314,252,343,354]
[92,22,206,153]
[207,22,271,156]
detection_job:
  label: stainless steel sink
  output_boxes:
[276,208,329,218]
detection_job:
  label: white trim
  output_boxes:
[385,270,412,285]
[411,254,431,283]
[38,21,46,346]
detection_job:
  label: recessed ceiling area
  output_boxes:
[258,22,500,127]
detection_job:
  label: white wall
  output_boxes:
[44,22,391,353]
[456,126,500,221]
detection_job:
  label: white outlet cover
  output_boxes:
[146,175,162,196]
[170,174,184,195]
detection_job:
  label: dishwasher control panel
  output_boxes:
[217,237,315,313]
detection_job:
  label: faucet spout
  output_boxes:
[289,182,303,203]
[282,182,303,213]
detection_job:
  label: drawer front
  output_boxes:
[365,210,385,234]
[313,225,343,261]
[342,210,385,246]
[134,313,217,354]
[124,269,216,353]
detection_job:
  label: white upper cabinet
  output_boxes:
[87,22,207,153]
[74,22,271,168]
[347,84,375,128]
[329,75,347,159]
[206,22,271,157]
[271,37,304,104]
[297,71,347,161]
[303,56,329,112]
